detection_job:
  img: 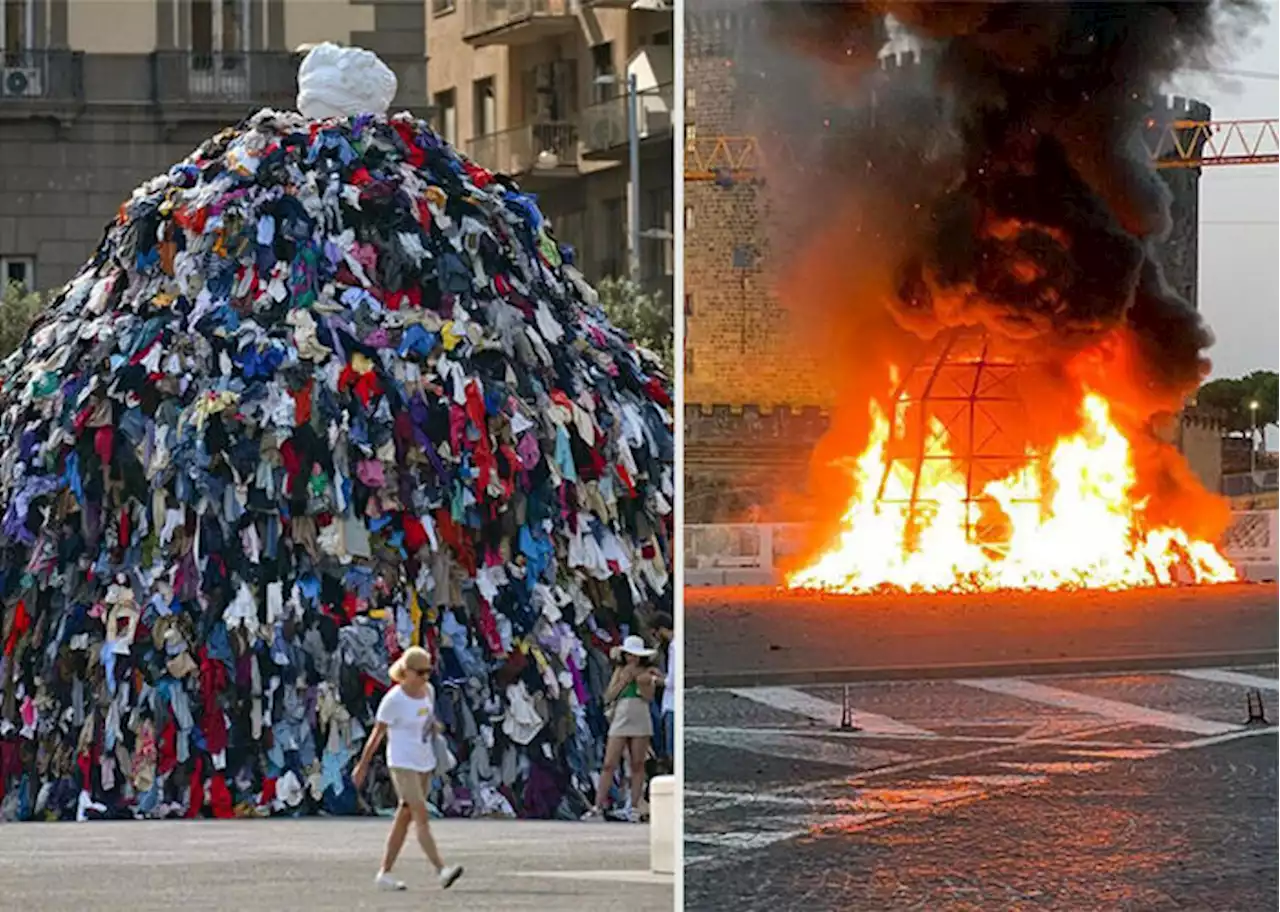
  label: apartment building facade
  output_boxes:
[1,0,670,301]
[426,0,673,301]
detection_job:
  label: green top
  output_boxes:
[619,680,641,700]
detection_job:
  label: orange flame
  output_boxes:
[787,389,1237,593]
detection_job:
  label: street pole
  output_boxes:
[627,72,641,284]
[1250,401,1259,476]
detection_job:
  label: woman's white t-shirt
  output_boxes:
[376,684,437,773]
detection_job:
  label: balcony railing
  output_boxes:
[1,50,425,116]
[152,51,298,107]
[467,121,579,176]
[463,0,577,45]
[580,83,673,157]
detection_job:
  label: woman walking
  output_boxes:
[353,646,464,892]
[584,634,661,822]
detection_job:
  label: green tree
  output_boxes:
[1197,370,1278,433]
[0,281,44,361]
[594,277,673,378]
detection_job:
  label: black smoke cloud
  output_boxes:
[756,0,1264,409]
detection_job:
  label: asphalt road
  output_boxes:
[685,583,1280,686]
[685,666,1279,911]
[0,819,670,911]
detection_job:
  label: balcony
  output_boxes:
[151,50,300,117]
[582,0,671,8]
[580,82,673,160]
[467,121,579,179]
[1,50,428,129]
[0,50,85,120]
[463,0,578,47]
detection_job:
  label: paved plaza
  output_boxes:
[0,818,672,911]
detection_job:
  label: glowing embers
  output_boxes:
[787,333,1237,593]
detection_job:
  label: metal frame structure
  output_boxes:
[875,329,1039,550]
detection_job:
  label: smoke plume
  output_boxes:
[760,0,1264,404]
[727,0,1266,532]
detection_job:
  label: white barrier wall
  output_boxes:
[686,513,1279,584]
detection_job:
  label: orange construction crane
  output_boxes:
[685,118,1280,181]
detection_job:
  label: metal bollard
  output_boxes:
[649,774,676,874]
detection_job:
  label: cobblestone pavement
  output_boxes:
[0,819,670,911]
[686,583,1279,686]
[685,667,1279,911]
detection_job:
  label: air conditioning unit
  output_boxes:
[2,67,43,98]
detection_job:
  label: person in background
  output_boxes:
[353,646,464,892]
[650,612,675,773]
[583,635,661,822]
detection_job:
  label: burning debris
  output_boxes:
[748,1,1264,592]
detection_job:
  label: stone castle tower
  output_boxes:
[683,8,1212,523]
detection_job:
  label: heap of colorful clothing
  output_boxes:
[0,107,673,821]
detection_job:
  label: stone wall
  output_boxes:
[0,110,231,290]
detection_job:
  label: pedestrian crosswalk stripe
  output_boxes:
[1173,668,1279,691]
[686,727,914,769]
[727,685,937,737]
[957,677,1238,736]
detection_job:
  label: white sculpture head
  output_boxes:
[296,42,398,120]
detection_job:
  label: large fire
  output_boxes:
[787,386,1237,594]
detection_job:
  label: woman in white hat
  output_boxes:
[583,634,661,821]
[353,646,464,892]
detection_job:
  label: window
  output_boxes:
[191,0,246,70]
[1,0,32,66]
[600,197,626,278]
[1,256,34,292]
[432,0,455,16]
[684,206,694,231]
[684,293,693,317]
[473,78,495,138]
[526,61,576,122]
[685,88,696,111]
[591,42,615,105]
[642,186,673,282]
[433,89,457,146]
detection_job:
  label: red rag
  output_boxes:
[463,161,494,188]
[157,718,177,775]
[259,776,277,807]
[353,371,381,407]
[403,514,428,553]
[94,426,114,466]
[3,599,29,656]
[280,439,302,481]
[187,757,205,818]
[643,377,672,408]
[615,464,637,499]
[209,775,235,819]
[199,656,229,757]
[476,600,505,656]
[77,752,92,791]
[292,380,313,426]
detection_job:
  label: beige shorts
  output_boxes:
[389,768,431,807]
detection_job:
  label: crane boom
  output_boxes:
[685,118,1280,181]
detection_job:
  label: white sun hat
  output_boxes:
[618,634,656,658]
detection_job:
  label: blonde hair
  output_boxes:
[389,645,432,683]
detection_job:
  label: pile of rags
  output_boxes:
[0,106,673,822]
